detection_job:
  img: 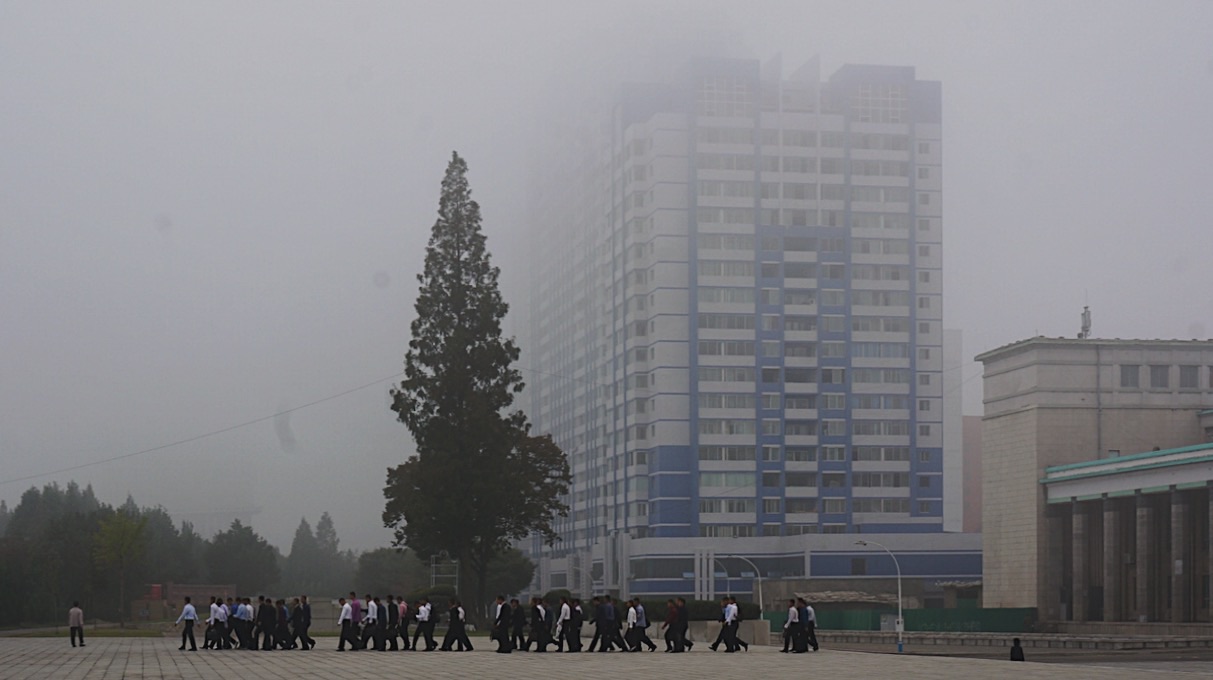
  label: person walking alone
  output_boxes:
[175,596,198,651]
[68,601,85,648]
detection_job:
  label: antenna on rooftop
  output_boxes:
[1078,306,1092,339]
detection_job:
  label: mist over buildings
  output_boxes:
[2,1,1211,552]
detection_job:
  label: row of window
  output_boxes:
[1119,364,1213,390]
[697,470,922,489]
[695,128,915,151]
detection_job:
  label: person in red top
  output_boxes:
[660,599,681,652]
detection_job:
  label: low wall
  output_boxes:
[687,620,770,645]
[1053,621,1213,637]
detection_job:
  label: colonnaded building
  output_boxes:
[521,56,979,606]
[979,337,1213,627]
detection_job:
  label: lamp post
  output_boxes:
[855,540,903,653]
[725,555,764,620]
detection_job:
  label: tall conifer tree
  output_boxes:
[385,152,570,613]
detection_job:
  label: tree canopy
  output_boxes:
[384,152,570,612]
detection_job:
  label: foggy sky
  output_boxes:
[3,1,1211,552]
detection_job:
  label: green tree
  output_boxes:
[384,152,571,613]
[0,499,10,536]
[481,547,535,602]
[94,510,148,625]
[354,547,429,596]
[205,520,280,594]
[283,517,321,594]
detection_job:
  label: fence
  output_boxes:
[767,608,1038,634]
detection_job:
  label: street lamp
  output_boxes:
[855,540,903,653]
[724,555,764,620]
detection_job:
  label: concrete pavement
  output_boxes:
[0,637,1209,679]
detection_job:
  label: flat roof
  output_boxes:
[975,336,1213,363]
[1045,441,1213,475]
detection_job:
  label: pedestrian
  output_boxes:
[661,599,679,652]
[398,598,413,650]
[569,598,584,652]
[337,597,358,651]
[300,596,315,650]
[257,596,277,651]
[359,594,379,650]
[624,599,640,651]
[174,596,198,651]
[781,599,799,653]
[510,598,527,651]
[68,601,85,648]
[1010,637,1025,661]
[676,597,693,651]
[493,595,513,653]
[414,598,438,651]
[802,598,818,652]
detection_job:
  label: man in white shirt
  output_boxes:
[624,599,639,651]
[414,598,437,651]
[337,597,357,651]
[721,597,739,652]
[359,593,379,650]
[557,598,572,652]
[803,599,819,652]
[781,599,800,653]
[174,597,198,651]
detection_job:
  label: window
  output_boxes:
[786,472,816,487]
[820,445,846,461]
[919,449,931,462]
[919,424,932,436]
[1149,365,1169,389]
[917,167,929,179]
[699,472,756,488]
[763,524,782,536]
[1179,365,1198,389]
[821,419,846,436]
[918,245,931,256]
[918,142,930,154]
[919,348,931,360]
[822,499,846,513]
[762,445,781,462]
[917,218,930,232]
[785,498,817,513]
[919,321,930,334]
[786,446,816,462]
[762,472,782,488]
[919,373,931,386]
[821,393,846,410]
[919,476,931,488]
[699,446,757,461]
[919,399,931,412]
[851,558,867,575]
[918,501,931,514]
[699,498,755,514]
[917,296,931,309]
[762,419,782,435]
[763,498,782,513]
[1120,364,1140,388]
[918,271,931,283]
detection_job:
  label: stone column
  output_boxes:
[1171,488,1188,623]
[1072,501,1088,621]
[1135,492,1153,622]
[1043,504,1066,622]
[1103,496,1122,621]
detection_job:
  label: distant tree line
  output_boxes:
[0,481,528,628]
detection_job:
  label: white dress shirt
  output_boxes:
[339,602,353,624]
[176,603,197,624]
[364,603,378,624]
[785,606,799,628]
[626,606,637,628]
[559,603,571,622]
[456,606,465,623]
[417,603,430,622]
[805,605,816,623]
[723,603,738,624]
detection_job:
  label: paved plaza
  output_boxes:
[0,638,1208,680]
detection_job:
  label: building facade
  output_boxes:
[524,57,975,602]
[977,337,1213,621]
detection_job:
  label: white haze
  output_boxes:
[2,0,1211,551]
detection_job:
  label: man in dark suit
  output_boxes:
[290,598,306,650]
[300,596,315,650]
[257,597,277,650]
[676,597,693,651]
[493,595,512,653]
[386,595,400,650]
[510,598,527,651]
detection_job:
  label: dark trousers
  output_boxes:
[338,620,358,651]
[564,624,581,651]
[398,622,412,650]
[511,625,526,650]
[386,624,399,650]
[782,624,796,652]
[493,626,512,652]
[70,626,84,647]
[805,621,818,651]
[679,623,693,650]
[359,621,380,650]
[413,621,436,650]
[180,620,196,650]
[292,624,310,649]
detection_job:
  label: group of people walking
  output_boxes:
[173,595,316,651]
[781,597,820,653]
[165,591,819,655]
[336,592,472,652]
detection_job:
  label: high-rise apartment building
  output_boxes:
[524,58,976,601]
